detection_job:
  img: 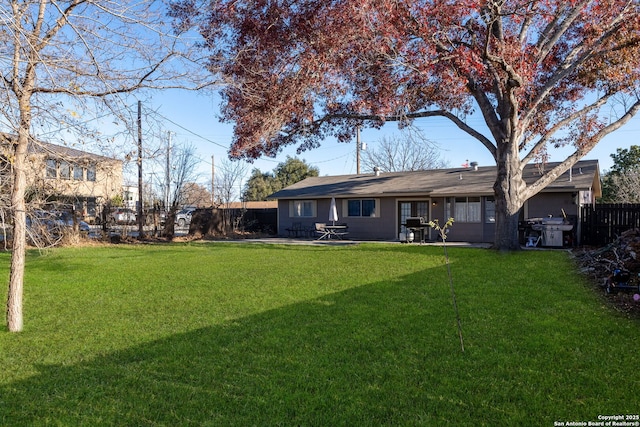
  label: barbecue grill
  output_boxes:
[402,217,430,243]
[524,217,573,247]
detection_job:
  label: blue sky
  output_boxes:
[145,88,639,188]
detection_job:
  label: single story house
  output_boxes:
[268,160,601,244]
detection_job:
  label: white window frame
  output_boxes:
[289,200,317,218]
[446,197,481,223]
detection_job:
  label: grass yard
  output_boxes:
[0,242,638,426]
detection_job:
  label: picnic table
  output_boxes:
[314,223,349,240]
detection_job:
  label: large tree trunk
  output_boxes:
[7,130,29,332]
[493,143,527,251]
[163,204,178,239]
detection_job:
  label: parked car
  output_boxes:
[57,211,91,232]
[26,210,91,234]
[110,208,136,224]
[175,208,195,227]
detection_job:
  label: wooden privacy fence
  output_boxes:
[229,207,277,233]
[189,207,277,236]
[580,203,640,246]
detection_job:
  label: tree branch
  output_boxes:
[526,98,640,197]
[319,109,497,158]
[521,92,614,164]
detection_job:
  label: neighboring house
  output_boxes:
[1,133,123,222]
[123,185,139,210]
[268,160,601,244]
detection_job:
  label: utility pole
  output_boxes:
[356,126,361,174]
[137,100,145,238]
[356,126,366,174]
[166,131,172,210]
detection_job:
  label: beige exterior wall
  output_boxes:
[26,151,122,202]
[1,136,123,221]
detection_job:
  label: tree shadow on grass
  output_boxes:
[1,268,466,426]
[2,256,637,426]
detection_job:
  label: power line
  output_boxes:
[143,106,344,167]
[142,103,363,174]
[143,106,229,150]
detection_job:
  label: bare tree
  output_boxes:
[161,142,202,237]
[0,142,13,249]
[361,129,450,173]
[182,182,212,207]
[169,144,202,206]
[608,172,640,203]
[215,158,247,231]
[1,1,213,332]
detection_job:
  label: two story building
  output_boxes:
[1,133,123,222]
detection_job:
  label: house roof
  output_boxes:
[1,132,118,162]
[268,160,601,200]
[226,201,278,209]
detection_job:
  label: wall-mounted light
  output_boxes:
[432,200,438,206]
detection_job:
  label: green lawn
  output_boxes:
[0,242,638,426]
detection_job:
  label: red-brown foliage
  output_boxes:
[171,0,639,161]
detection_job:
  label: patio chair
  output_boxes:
[286,222,302,237]
[302,224,313,238]
[314,222,328,239]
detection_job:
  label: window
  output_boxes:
[485,197,495,223]
[347,199,376,217]
[86,198,97,216]
[468,197,481,222]
[416,202,429,218]
[46,159,57,178]
[446,197,481,223]
[347,200,360,216]
[362,199,376,216]
[73,164,84,180]
[291,200,315,217]
[86,164,96,182]
[454,197,468,222]
[59,160,71,179]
